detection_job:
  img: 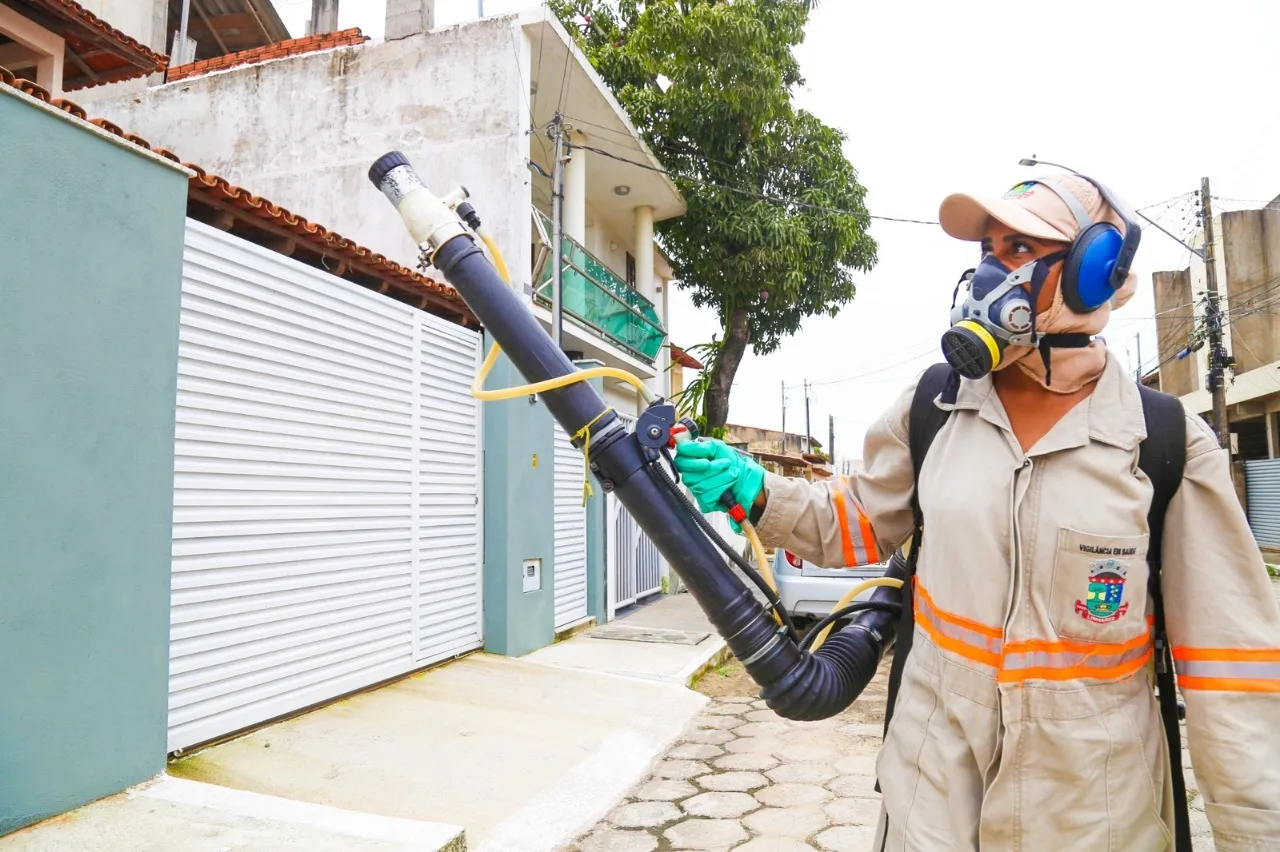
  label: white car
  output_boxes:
[771,548,890,624]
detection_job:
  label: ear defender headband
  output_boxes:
[1028,175,1141,314]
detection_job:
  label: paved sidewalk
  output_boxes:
[526,592,730,687]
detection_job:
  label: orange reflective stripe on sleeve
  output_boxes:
[857,510,880,563]
[832,490,857,567]
[1172,647,1280,692]
[831,489,878,566]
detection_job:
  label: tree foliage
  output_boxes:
[549,0,877,428]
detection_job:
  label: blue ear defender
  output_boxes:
[1030,175,1141,314]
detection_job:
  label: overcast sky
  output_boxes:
[272,0,1280,463]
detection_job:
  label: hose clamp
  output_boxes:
[737,632,781,668]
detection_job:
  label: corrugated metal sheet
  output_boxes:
[413,314,483,662]
[1246,459,1280,547]
[168,220,481,751]
[553,423,588,628]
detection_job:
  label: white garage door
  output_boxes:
[553,423,589,628]
[168,220,482,752]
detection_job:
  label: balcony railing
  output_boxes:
[531,208,666,364]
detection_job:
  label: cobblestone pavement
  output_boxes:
[559,643,1240,852]
[560,662,891,851]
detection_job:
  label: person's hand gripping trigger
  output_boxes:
[672,438,766,533]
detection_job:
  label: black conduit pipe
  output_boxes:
[368,152,906,720]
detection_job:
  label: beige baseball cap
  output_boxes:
[938,174,1124,244]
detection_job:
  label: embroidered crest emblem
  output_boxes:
[1075,559,1130,623]
[1003,182,1038,200]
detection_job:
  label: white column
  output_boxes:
[385,0,435,40]
[562,132,587,243]
[634,204,655,297]
[0,5,65,96]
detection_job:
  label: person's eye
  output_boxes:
[1011,240,1033,255]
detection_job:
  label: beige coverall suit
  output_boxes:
[755,352,1280,850]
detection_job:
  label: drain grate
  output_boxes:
[588,624,710,645]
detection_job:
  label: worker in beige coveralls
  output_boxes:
[674,173,1280,850]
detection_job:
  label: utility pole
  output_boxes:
[804,380,812,454]
[828,414,835,465]
[549,116,566,350]
[1201,177,1230,449]
[780,381,787,454]
[1134,333,1142,384]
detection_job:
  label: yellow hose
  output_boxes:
[808,576,905,652]
[471,227,899,650]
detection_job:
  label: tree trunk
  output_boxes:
[704,306,751,430]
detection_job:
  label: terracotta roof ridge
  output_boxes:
[0,67,472,328]
[167,27,369,83]
[29,0,169,81]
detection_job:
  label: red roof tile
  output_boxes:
[167,27,368,83]
[0,66,476,327]
[16,0,169,90]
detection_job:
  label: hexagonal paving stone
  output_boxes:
[837,722,885,738]
[723,736,785,755]
[696,770,768,792]
[695,715,741,730]
[755,782,834,808]
[743,805,830,838]
[669,742,724,760]
[718,695,755,704]
[653,759,709,780]
[579,827,659,852]
[712,752,778,772]
[824,796,881,825]
[817,824,877,850]
[663,817,748,849]
[682,729,736,746]
[732,721,792,738]
[702,703,746,716]
[750,699,769,710]
[775,742,840,762]
[609,800,682,829]
[732,839,814,852]
[834,753,878,775]
[681,791,759,819]
[745,708,783,723]
[632,779,697,802]
[766,760,838,785]
[826,773,876,796]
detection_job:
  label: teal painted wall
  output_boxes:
[574,361,608,625]
[0,90,189,835]
[482,340,556,655]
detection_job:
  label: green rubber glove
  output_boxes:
[672,439,766,530]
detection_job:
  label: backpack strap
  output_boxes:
[1136,384,1190,852]
[881,364,956,740]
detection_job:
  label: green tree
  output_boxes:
[549,0,876,429]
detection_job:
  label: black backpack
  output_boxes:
[880,363,1191,851]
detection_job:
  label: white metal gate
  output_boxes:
[553,423,589,628]
[606,414,662,615]
[168,220,482,752]
[1246,458,1280,547]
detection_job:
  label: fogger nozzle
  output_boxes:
[366,152,906,722]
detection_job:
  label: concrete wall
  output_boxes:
[1223,208,1280,372]
[0,89,188,835]
[481,340,556,656]
[79,0,167,53]
[85,16,533,296]
[1153,268,1200,398]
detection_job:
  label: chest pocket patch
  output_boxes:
[1050,528,1150,644]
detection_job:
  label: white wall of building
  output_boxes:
[86,17,533,291]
